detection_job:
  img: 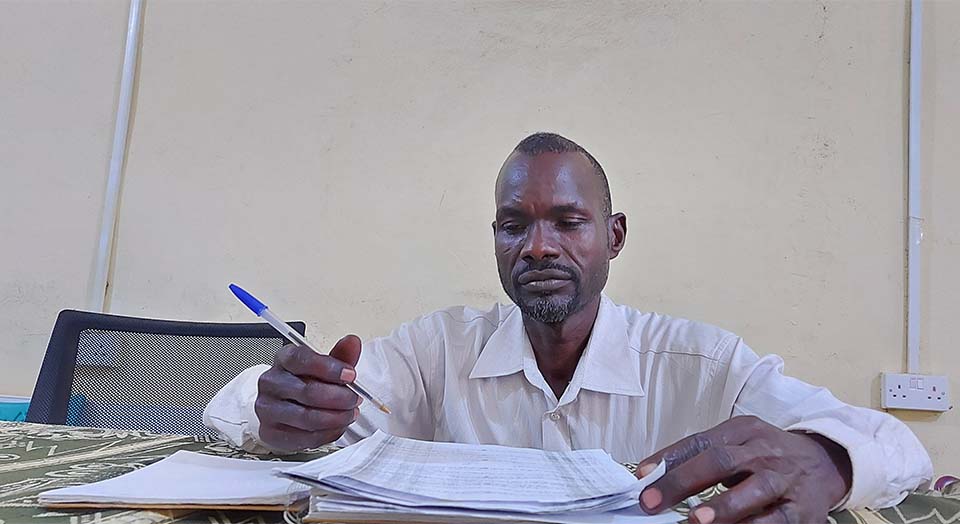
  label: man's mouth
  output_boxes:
[518,269,571,284]
[517,269,573,292]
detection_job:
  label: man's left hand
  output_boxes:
[637,415,853,524]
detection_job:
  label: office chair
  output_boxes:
[26,309,305,437]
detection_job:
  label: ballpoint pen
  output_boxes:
[229,283,391,415]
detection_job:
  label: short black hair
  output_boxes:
[513,132,612,217]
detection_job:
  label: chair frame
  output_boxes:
[26,309,305,428]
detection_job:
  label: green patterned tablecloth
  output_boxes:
[0,421,332,524]
[0,422,956,524]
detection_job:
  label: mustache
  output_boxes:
[514,261,579,283]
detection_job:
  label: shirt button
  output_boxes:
[548,412,561,421]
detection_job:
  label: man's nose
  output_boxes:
[520,222,560,262]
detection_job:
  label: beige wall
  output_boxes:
[2,1,957,474]
[912,0,960,481]
[0,1,126,391]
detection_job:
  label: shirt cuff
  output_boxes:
[785,418,890,511]
[203,364,293,455]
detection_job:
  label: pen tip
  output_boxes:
[379,405,391,415]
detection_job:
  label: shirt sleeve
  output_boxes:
[202,363,281,454]
[203,316,443,453]
[716,336,933,510]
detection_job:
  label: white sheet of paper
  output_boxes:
[39,450,308,506]
[282,431,682,523]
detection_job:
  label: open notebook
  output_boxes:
[38,450,308,511]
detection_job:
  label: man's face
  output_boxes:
[493,151,620,324]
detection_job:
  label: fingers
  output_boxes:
[638,416,769,473]
[259,372,360,410]
[256,396,359,432]
[329,334,362,369]
[255,395,360,451]
[274,338,358,384]
[687,471,789,524]
[638,430,715,475]
[642,445,755,513]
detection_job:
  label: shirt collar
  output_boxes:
[469,302,526,379]
[469,294,645,400]
[576,295,645,398]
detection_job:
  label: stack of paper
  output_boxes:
[279,431,682,524]
[39,451,309,511]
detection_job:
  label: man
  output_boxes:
[206,132,931,524]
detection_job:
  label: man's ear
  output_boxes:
[607,213,627,259]
[491,220,497,235]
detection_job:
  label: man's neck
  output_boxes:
[522,295,602,400]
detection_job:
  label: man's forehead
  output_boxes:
[495,151,601,207]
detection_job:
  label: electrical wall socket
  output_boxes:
[881,373,952,412]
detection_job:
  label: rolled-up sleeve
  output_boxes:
[718,336,933,510]
[202,364,278,454]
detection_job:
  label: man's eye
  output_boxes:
[558,220,584,229]
[500,223,525,234]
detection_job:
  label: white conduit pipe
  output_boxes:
[89,0,144,312]
[906,0,923,374]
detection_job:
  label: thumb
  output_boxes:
[329,334,362,369]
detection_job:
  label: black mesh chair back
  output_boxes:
[27,309,305,437]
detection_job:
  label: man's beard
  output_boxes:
[508,262,581,324]
[523,294,576,323]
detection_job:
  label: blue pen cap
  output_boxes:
[229,283,268,315]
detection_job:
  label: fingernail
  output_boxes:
[340,368,356,382]
[692,506,715,524]
[641,488,662,511]
[357,396,364,406]
[639,463,657,477]
[353,408,360,420]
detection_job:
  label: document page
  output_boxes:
[286,430,635,503]
[281,430,678,520]
[40,450,307,506]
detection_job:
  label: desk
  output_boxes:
[1,422,956,524]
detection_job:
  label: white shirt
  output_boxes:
[204,294,932,510]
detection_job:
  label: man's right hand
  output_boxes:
[255,334,363,451]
